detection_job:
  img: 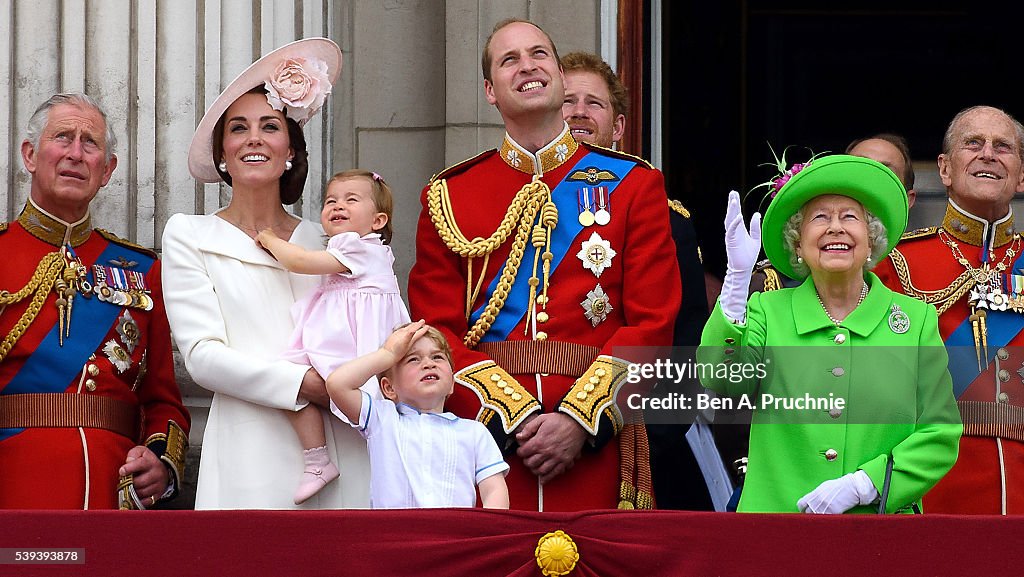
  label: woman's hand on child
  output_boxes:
[381,320,429,362]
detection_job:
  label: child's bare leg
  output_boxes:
[286,406,340,504]
[286,405,328,449]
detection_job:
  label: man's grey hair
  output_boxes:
[782,205,888,278]
[25,93,117,163]
[941,105,1024,162]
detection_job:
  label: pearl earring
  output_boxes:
[285,160,293,171]
[218,161,227,172]
[797,256,803,264]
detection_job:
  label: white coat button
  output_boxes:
[834,334,846,345]
[825,449,838,461]
[831,367,845,377]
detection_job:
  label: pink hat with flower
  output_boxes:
[188,37,342,183]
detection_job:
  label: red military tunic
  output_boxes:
[0,200,190,509]
[875,201,1023,514]
[409,126,680,511]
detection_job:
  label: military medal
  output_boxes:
[103,339,132,373]
[581,284,613,327]
[594,186,611,225]
[1006,273,1024,312]
[577,232,617,278]
[117,310,141,353]
[578,188,596,227]
[93,264,154,311]
[888,304,910,334]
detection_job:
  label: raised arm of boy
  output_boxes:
[256,229,350,275]
[325,320,429,423]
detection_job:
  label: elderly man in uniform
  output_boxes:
[0,93,189,509]
[409,20,679,511]
[561,50,715,510]
[875,105,1024,514]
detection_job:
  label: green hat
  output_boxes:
[761,154,908,279]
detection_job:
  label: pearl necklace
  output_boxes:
[816,282,868,326]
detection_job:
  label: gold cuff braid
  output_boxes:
[455,360,541,433]
[558,355,630,436]
[144,420,189,495]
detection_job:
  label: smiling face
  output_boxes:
[939,107,1024,221]
[796,195,871,278]
[21,103,117,222]
[483,21,564,122]
[562,70,625,149]
[380,334,455,413]
[320,176,388,237]
[219,92,294,188]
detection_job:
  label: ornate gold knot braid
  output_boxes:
[525,200,558,332]
[888,247,974,316]
[0,252,65,362]
[427,176,553,348]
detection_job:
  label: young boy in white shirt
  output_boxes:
[326,320,509,509]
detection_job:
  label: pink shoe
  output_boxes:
[294,461,340,505]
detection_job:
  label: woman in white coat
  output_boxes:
[162,38,369,509]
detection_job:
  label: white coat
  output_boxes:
[162,212,370,509]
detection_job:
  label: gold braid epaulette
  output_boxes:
[95,229,157,258]
[0,252,65,362]
[0,222,8,233]
[427,176,552,348]
[762,267,783,292]
[581,142,654,169]
[900,226,938,241]
[668,199,691,218]
[888,247,974,315]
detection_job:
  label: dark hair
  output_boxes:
[211,86,309,205]
[481,18,561,83]
[560,51,629,118]
[845,132,915,190]
[326,169,395,244]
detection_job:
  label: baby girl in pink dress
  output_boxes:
[257,169,409,504]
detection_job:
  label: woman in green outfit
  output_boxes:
[700,154,961,513]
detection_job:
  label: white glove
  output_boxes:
[797,470,879,514]
[719,190,762,323]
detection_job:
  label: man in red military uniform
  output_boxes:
[0,93,189,510]
[875,105,1024,514]
[408,19,679,511]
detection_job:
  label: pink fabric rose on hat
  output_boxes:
[264,57,331,125]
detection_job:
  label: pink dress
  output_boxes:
[282,232,410,397]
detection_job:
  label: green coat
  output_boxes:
[698,273,962,513]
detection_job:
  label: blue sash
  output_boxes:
[1,242,154,441]
[470,152,638,343]
[945,251,1024,397]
